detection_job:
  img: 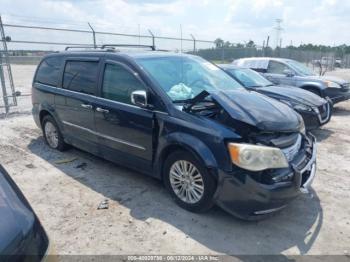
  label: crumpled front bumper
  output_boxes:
[214,134,317,220]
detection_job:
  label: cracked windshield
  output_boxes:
[137,55,243,101]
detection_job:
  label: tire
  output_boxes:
[163,150,216,213]
[42,115,68,151]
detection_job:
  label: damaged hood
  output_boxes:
[256,85,326,107]
[210,89,301,132]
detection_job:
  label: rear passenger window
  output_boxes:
[63,61,98,95]
[35,57,63,87]
[267,61,289,74]
[102,63,145,104]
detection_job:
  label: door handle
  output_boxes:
[96,107,109,113]
[81,104,93,109]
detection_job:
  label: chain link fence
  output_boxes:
[1,19,350,115]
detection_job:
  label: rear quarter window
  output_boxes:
[63,61,99,95]
[35,56,64,87]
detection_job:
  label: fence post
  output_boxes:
[88,22,96,48]
[148,30,155,50]
[190,34,196,53]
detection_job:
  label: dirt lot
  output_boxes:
[0,65,349,256]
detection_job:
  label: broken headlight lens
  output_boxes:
[228,143,289,171]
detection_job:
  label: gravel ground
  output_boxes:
[0,65,349,256]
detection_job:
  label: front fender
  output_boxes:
[299,81,326,95]
[155,132,219,179]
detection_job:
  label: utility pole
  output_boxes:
[274,19,283,49]
[88,22,96,49]
[148,29,155,50]
[190,34,196,53]
[180,24,183,53]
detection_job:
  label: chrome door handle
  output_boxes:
[96,107,109,113]
[81,104,93,109]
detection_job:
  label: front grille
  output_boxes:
[281,134,302,162]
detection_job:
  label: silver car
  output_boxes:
[233,57,350,104]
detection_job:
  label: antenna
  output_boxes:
[274,19,283,49]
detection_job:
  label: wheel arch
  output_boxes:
[156,133,219,181]
[300,84,324,97]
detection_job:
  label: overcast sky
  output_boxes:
[1,0,349,50]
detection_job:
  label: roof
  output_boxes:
[45,49,194,60]
[234,57,294,63]
[233,57,298,70]
[217,64,239,69]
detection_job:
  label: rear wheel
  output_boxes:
[163,150,216,213]
[42,115,68,151]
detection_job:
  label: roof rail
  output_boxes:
[101,44,155,51]
[65,45,99,51]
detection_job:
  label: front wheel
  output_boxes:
[163,151,216,213]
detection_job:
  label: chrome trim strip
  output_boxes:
[299,134,317,193]
[253,205,287,215]
[316,103,331,124]
[36,83,168,115]
[62,121,146,151]
[300,163,316,194]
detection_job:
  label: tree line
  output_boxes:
[213,38,350,56]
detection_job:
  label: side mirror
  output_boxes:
[283,69,295,77]
[131,90,148,108]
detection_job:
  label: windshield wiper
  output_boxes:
[247,85,263,88]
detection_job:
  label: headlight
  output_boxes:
[227,143,289,171]
[324,81,341,88]
[293,103,313,112]
[280,99,312,112]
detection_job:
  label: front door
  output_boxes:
[265,60,296,86]
[94,61,154,172]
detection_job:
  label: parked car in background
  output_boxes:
[219,64,332,130]
[0,165,50,261]
[32,47,316,220]
[233,57,350,104]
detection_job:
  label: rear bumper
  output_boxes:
[214,134,317,220]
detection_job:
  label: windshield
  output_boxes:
[285,60,316,76]
[136,55,243,101]
[226,68,272,88]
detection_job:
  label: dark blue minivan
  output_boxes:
[32,47,317,219]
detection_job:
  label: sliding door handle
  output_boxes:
[96,107,109,113]
[81,104,93,109]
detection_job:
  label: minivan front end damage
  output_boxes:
[182,90,317,219]
[214,133,316,220]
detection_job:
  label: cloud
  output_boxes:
[0,0,349,50]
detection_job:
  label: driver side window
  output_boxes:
[267,61,289,74]
[102,63,146,105]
